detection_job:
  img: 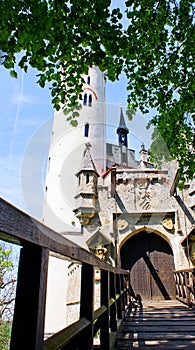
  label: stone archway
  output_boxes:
[120,230,175,300]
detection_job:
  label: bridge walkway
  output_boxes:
[115,299,195,349]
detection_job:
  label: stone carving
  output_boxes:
[117,219,129,231]
[136,180,151,210]
[162,217,174,230]
[91,246,108,260]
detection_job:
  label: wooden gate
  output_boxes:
[120,231,175,300]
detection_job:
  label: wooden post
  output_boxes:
[110,272,117,332]
[116,274,122,319]
[120,275,126,312]
[185,271,191,306]
[10,243,49,350]
[79,263,94,350]
[100,270,110,350]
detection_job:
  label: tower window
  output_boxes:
[88,94,92,107]
[106,143,113,155]
[87,76,90,85]
[83,93,87,106]
[84,123,89,137]
[86,174,90,184]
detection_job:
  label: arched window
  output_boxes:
[88,94,92,107]
[87,76,90,85]
[83,93,87,106]
[84,123,89,137]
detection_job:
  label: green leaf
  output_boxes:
[9,70,18,78]
[71,119,78,127]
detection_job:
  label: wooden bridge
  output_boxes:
[116,300,195,349]
[0,197,195,350]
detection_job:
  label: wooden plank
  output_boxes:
[123,320,195,325]
[119,325,195,332]
[116,340,195,350]
[10,243,49,350]
[116,300,195,349]
[117,333,195,340]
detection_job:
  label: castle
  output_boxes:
[42,66,195,333]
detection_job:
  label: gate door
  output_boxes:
[120,231,175,300]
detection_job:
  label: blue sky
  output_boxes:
[0,63,153,219]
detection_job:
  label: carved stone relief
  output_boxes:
[135,180,151,210]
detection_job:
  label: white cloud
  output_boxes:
[11,93,33,105]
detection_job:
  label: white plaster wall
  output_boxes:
[44,256,68,335]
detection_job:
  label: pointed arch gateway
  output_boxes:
[120,230,175,300]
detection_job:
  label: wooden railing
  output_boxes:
[0,198,130,350]
[174,268,195,308]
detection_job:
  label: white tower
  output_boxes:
[42,66,106,232]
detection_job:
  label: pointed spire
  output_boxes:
[116,107,129,135]
[76,143,98,176]
[116,107,129,147]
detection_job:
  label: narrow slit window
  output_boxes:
[84,123,89,137]
[88,94,92,107]
[83,93,87,106]
[87,76,90,85]
[86,174,90,184]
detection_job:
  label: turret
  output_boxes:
[139,143,148,163]
[73,143,99,226]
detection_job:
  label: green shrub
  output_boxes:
[0,321,11,350]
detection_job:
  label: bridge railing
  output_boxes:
[0,198,130,350]
[174,268,195,307]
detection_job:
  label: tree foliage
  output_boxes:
[0,0,194,182]
[0,321,11,350]
[0,244,16,322]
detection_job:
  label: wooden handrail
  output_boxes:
[0,198,130,350]
[0,197,127,274]
[44,318,90,350]
[174,269,195,308]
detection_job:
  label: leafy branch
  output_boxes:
[0,0,194,182]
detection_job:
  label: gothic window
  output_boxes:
[83,93,87,106]
[87,76,90,85]
[88,94,92,107]
[84,123,89,137]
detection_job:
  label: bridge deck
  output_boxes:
[115,300,195,349]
